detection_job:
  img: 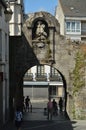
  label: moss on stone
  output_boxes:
[72,51,86,95]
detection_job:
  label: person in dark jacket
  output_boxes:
[25,96,30,112]
[59,97,63,113]
[52,99,58,116]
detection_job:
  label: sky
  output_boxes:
[24,0,58,15]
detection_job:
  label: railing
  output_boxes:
[35,73,47,81]
[49,73,62,81]
[23,73,63,82]
[24,73,33,81]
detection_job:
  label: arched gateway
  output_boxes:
[9,11,86,120]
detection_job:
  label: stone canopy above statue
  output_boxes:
[22,11,60,64]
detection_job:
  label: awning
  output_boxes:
[23,81,63,86]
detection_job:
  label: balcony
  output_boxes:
[49,73,62,81]
[23,73,33,81]
[35,73,47,81]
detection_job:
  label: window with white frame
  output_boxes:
[37,65,44,74]
[66,21,80,33]
[50,67,58,77]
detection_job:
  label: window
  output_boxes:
[49,86,56,95]
[50,67,58,77]
[71,22,75,32]
[66,21,80,33]
[51,67,55,74]
[37,65,44,74]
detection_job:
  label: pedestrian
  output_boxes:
[52,99,58,116]
[59,97,63,113]
[25,96,30,112]
[23,96,26,112]
[15,107,23,130]
[47,98,53,120]
[29,99,32,112]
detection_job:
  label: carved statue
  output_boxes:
[35,21,47,41]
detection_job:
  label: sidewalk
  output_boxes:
[72,120,86,130]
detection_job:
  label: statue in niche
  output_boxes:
[35,21,47,41]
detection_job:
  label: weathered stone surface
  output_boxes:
[9,11,86,120]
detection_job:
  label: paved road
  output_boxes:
[1,100,86,130]
[21,108,86,130]
[22,120,73,130]
[2,119,86,130]
[1,108,86,130]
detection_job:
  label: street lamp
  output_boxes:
[4,2,13,22]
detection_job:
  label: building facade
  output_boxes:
[0,0,24,124]
[23,65,63,104]
[0,0,10,124]
[1,0,85,121]
[55,0,86,41]
[7,0,25,120]
[5,0,24,36]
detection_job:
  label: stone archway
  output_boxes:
[9,11,68,120]
[23,64,67,115]
[24,65,67,94]
[9,11,86,120]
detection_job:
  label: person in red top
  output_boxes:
[47,98,53,120]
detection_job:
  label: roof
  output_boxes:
[59,0,86,17]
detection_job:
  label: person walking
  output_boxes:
[15,107,23,130]
[23,96,25,112]
[52,99,58,116]
[29,99,32,112]
[47,98,53,120]
[25,96,30,112]
[59,97,63,113]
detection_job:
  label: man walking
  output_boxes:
[47,98,53,120]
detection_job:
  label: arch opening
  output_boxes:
[22,65,67,114]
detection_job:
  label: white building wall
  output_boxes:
[55,2,65,36]
[9,0,24,36]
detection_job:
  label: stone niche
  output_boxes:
[22,12,59,65]
[32,19,51,64]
